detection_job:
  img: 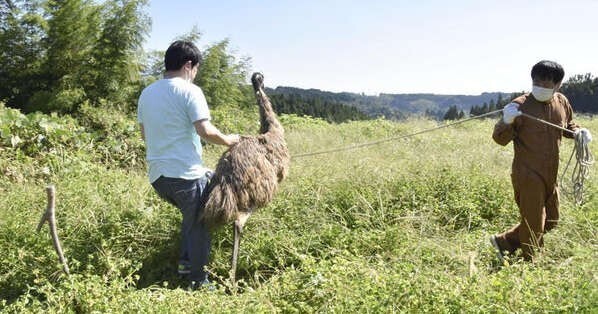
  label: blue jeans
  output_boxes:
[151,174,211,282]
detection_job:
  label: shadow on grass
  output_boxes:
[134,235,191,290]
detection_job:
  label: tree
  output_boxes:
[175,24,201,43]
[140,26,202,82]
[496,93,503,107]
[561,73,598,113]
[43,0,99,85]
[89,0,150,109]
[443,105,459,120]
[488,99,496,112]
[26,0,101,112]
[140,49,164,82]
[0,0,46,109]
[196,39,252,109]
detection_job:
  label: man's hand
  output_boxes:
[575,128,593,144]
[227,134,241,146]
[503,103,522,124]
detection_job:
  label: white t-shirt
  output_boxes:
[137,77,212,183]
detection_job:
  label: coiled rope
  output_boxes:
[519,112,595,204]
[292,109,594,203]
[561,130,595,204]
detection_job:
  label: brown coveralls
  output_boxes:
[492,92,579,260]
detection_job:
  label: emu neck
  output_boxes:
[258,93,282,135]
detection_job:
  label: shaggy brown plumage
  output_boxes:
[198,72,290,283]
[200,72,289,226]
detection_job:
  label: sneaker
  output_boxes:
[177,263,191,275]
[489,235,505,263]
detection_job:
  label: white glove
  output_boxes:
[575,128,592,144]
[502,102,522,124]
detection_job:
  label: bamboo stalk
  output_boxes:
[37,185,70,275]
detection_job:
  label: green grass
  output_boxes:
[1,112,597,313]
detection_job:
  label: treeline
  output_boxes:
[443,73,598,120]
[471,74,598,116]
[269,88,513,121]
[468,93,516,116]
[0,1,256,116]
[0,1,365,125]
[441,106,465,120]
[269,93,370,123]
[443,93,521,120]
[561,73,598,113]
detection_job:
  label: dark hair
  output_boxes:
[164,40,202,71]
[531,60,564,84]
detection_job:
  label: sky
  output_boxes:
[144,0,598,95]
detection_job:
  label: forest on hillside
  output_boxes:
[268,87,506,120]
[1,0,596,123]
[268,93,370,123]
[270,77,598,122]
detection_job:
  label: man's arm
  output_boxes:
[194,120,240,146]
[492,102,521,146]
[492,120,516,146]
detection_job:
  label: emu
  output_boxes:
[200,72,290,283]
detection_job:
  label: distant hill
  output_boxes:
[382,92,507,112]
[268,86,510,120]
[268,73,598,121]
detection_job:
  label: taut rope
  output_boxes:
[292,109,504,158]
[292,109,594,204]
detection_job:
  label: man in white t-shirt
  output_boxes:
[137,40,239,289]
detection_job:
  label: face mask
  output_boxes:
[531,85,555,102]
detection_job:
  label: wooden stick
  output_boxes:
[37,185,70,275]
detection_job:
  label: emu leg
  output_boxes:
[230,212,251,285]
[230,220,243,284]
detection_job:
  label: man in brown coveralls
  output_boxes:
[490,60,592,262]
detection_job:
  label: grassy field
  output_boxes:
[0,109,597,312]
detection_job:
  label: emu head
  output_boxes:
[251,72,264,93]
